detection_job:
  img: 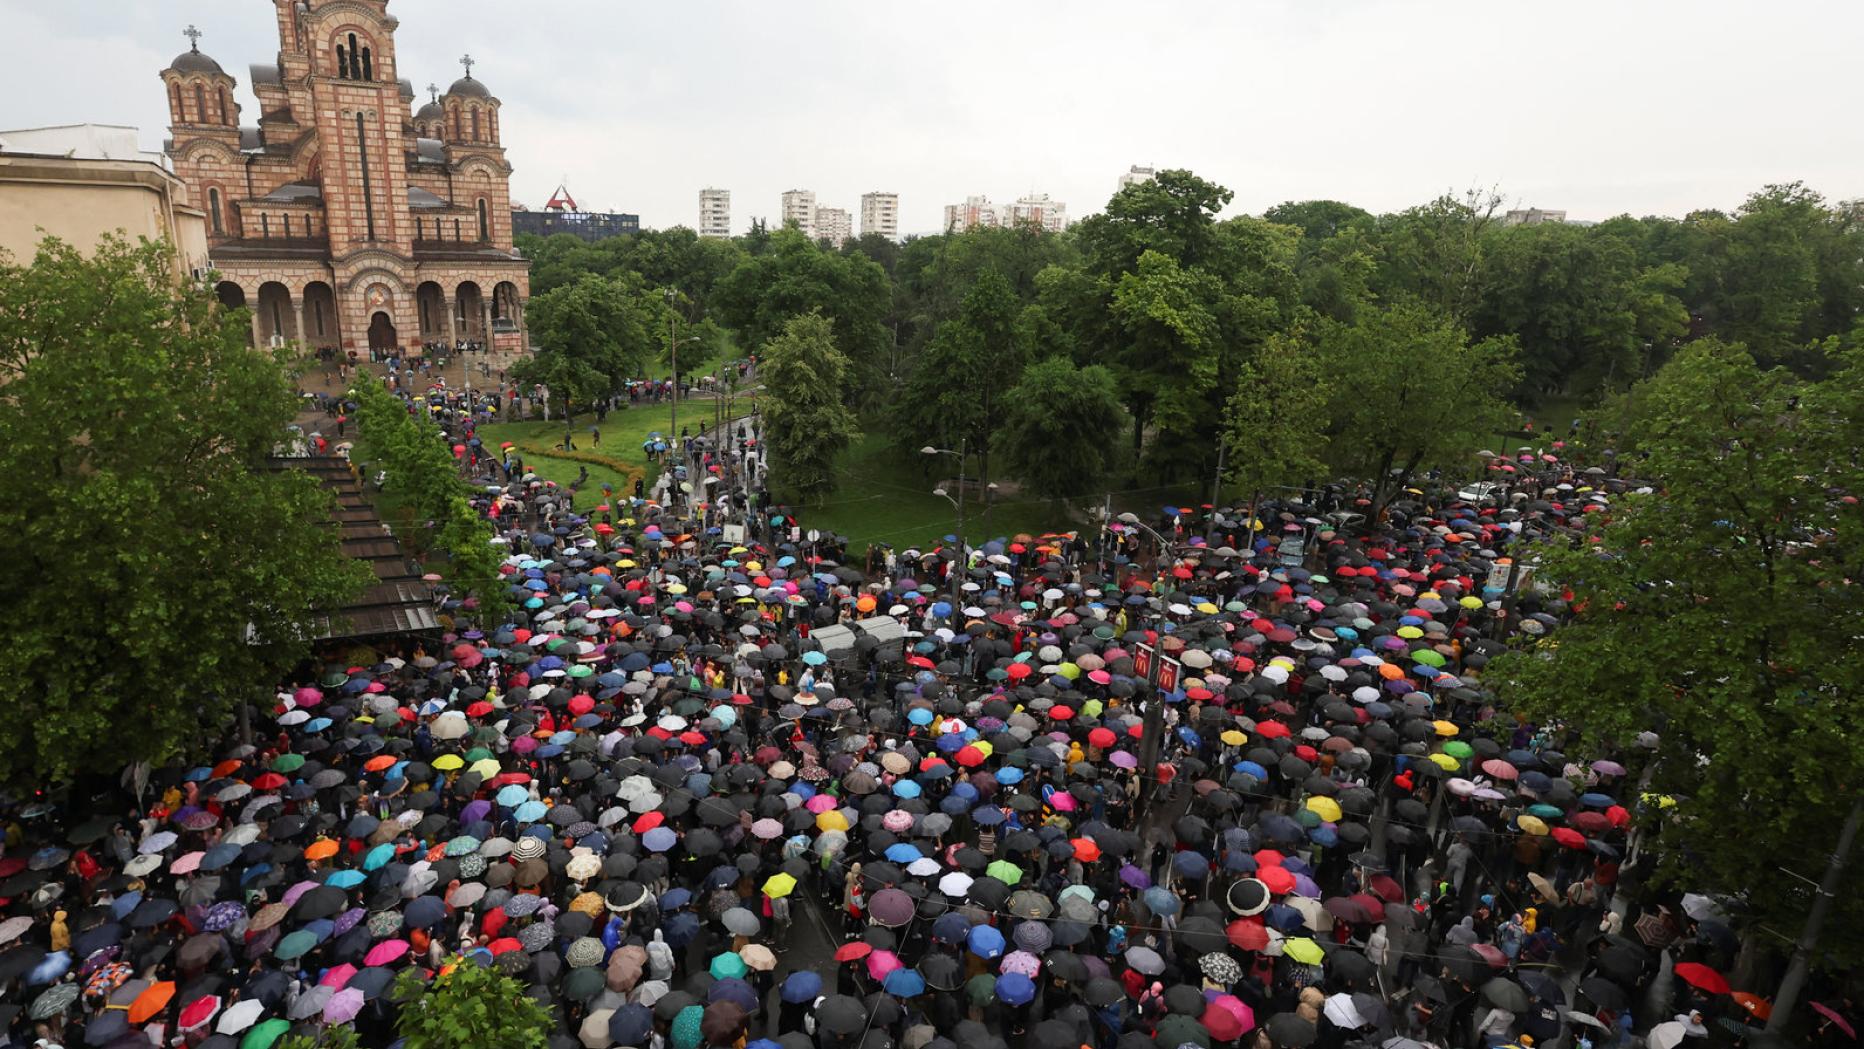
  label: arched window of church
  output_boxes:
[336,44,349,79]
[217,88,229,124]
[169,82,182,121]
[470,108,480,141]
[477,199,490,241]
[347,35,360,78]
[194,83,206,123]
[361,47,372,81]
[208,188,223,234]
[453,219,461,241]
[260,214,270,239]
[452,109,461,141]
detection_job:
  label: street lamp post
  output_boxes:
[663,289,680,440]
[923,440,968,605]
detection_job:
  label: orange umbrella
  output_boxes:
[1731,993,1771,1020]
[303,839,339,862]
[1070,838,1101,862]
[211,760,243,779]
[128,981,175,1025]
[363,755,396,772]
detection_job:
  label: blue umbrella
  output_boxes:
[994,972,1035,1006]
[781,970,823,1003]
[885,843,923,863]
[1142,886,1180,916]
[496,784,529,807]
[892,781,922,799]
[1172,852,1210,879]
[643,827,678,852]
[325,870,365,889]
[967,924,1005,959]
[971,807,1005,827]
[884,969,926,997]
[932,912,972,943]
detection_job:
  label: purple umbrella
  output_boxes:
[868,888,915,928]
[460,800,492,824]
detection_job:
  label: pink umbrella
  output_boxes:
[866,949,902,981]
[881,810,914,833]
[292,687,323,707]
[170,852,204,875]
[999,950,1042,978]
[751,819,784,840]
[1480,759,1518,781]
[364,939,409,967]
[323,988,365,1025]
[805,795,838,814]
[1050,793,1077,812]
[319,963,357,989]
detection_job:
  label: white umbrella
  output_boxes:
[217,998,265,1035]
[430,712,469,740]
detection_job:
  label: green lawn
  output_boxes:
[478,397,757,499]
[777,432,1074,554]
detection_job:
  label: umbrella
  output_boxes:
[1483,978,1530,1013]
[1672,962,1730,996]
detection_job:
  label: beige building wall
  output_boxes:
[0,151,208,280]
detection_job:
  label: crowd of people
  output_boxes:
[0,373,1853,1049]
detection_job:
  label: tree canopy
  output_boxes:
[394,958,552,1049]
[0,237,366,786]
[760,312,861,504]
[1490,338,1864,966]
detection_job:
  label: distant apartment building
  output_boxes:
[699,188,731,238]
[860,192,899,240]
[942,195,999,233]
[780,189,817,237]
[1503,208,1567,227]
[1007,193,1069,233]
[815,206,852,248]
[1119,165,1157,190]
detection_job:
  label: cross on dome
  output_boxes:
[459,54,474,79]
[427,82,439,102]
[183,25,203,52]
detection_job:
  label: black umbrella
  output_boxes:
[1577,977,1628,1012]
[818,995,867,1035]
[1267,1013,1317,1048]
[1482,978,1530,1013]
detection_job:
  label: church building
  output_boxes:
[161,0,528,355]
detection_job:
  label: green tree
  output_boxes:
[0,237,366,786]
[1109,250,1222,459]
[1077,169,1235,274]
[1315,302,1520,515]
[394,958,552,1049]
[713,229,891,398]
[1372,187,1504,323]
[1490,339,1864,980]
[278,1030,361,1049]
[1222,329,1331,506]
[1262,199,1375,242]
[896,269,1029,486]
[761,312,861,503]
[348,378,509,618]
[997,357,1125,503]
[516,271,668,421]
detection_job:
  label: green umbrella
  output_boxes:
[984,860,1023,885]
[1295,809,1322,829]
[270,753,305,773]
[464,747,493,763]
[710,952,748,979]
[274,929,318,960]
[1413,649,1448,668]
[965,973,997,1008]
[1528,803,1565,819]
[241,1018,291,1049]
[1442,741,1474,759]
[1157,1013,1211,1048]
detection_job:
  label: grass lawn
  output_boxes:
[779,431,1074,554]
[477,397,757,499]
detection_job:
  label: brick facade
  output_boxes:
[163,0,528,356]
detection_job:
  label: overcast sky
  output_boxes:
[7,0,1860,235]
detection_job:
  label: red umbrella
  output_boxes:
[1070,838,1101,862]
[1258,865,1296,895]
[1255,721,1291,740]
[1088,728,1117,749]
[1226,919,1268,951]
[1811,1002,1856,1039]
[1550,827,1589,849]
[833,942,872,962]
[1673,963,1730,995]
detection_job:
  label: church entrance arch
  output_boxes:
[368,311,398,355]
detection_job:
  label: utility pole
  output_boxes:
[665,288,680,440]
[1209,435,1227,539]
[953,436,967,606]
[1766,793,1864,1037]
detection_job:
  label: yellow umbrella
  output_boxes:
[1460,596,1485,610]
[1432,720,1460,738]
[1195,602,1220,615]
[432,754,464,771]
[1517,815,1548,836]
[1427,753,1460,771]
[815,811,849,833]
[761,873,797,898]
[469,758,501,780]
[972,740,994,758]
[1396,626,1424,639]
[1220,730,1247,746]
[1283,937,1325,965]
[1305,796,1343,822]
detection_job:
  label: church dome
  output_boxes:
[170,48,225,76]
[415,101,445,123]
[446,75,489,98]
